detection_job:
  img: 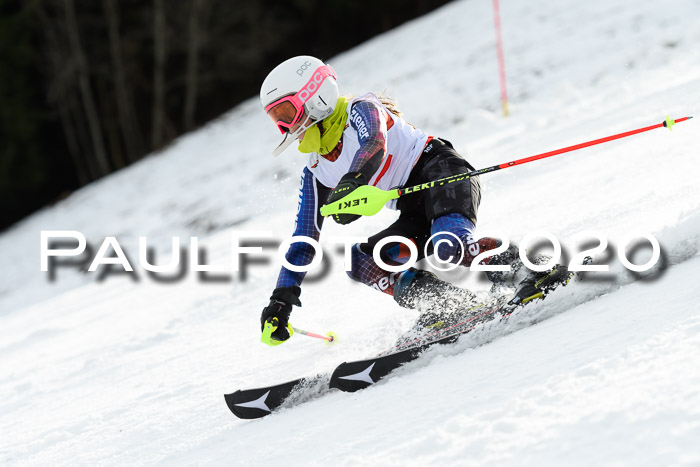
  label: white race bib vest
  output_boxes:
[307,93,429,210]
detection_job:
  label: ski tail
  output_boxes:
[225,375,325,419]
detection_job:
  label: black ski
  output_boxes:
[329,258,592,392]
[226,259,592,417]
[329,301,505,392]
[224,303,504,418]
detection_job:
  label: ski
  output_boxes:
[224,302,505,418]
[329,301,505,392]
[330,258,593,392]
[226,259,592,417]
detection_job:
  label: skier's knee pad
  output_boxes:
[430,213,474,264]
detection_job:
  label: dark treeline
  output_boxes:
[0,0,451,230]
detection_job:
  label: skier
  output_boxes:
[258,55,567,344]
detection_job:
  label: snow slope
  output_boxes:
[2,0,700,465]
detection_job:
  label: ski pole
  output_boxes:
[320,115,693,218]
[262,318,337,346]
[292,326,337,344]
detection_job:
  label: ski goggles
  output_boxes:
[265,64,336,134]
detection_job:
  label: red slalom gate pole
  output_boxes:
[492,0,509,117]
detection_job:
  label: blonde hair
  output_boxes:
[376,94,402,118]
[342,92,402,117]
[342,92,415,128]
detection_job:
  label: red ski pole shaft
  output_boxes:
[398,116,692,197]
[494,116,693,171]
[292,327,336,343]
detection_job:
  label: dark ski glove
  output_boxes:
[260,286,302,343]
[326,172,368,225]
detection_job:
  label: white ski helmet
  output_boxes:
[260,55,339,156]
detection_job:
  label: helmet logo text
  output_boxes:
[296,61,312,76]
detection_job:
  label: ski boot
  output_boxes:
[505,264,573,311]
[394,269,478,333]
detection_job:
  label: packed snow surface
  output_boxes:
[2,0,700,465]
